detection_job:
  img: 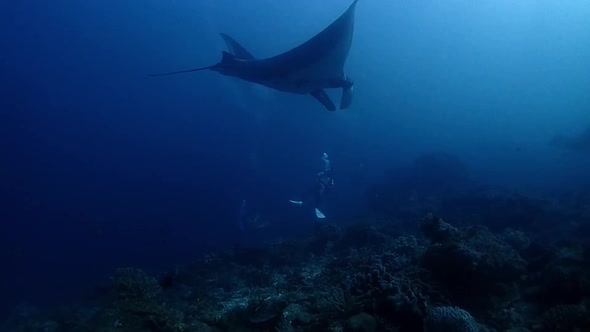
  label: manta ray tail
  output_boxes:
[149,65,214,77]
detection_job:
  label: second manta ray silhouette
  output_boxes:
[152,0,359,111]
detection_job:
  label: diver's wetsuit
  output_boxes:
[306,169,335,210]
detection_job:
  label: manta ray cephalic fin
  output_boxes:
[310,90,336,111]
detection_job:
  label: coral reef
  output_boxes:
[423,306,481,332]
[2,203,589,331]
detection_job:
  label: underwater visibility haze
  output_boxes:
[1,0,590,330]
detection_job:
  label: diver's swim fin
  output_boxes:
[315,208,326,219]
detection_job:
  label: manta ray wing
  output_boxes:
[261,0,357,87]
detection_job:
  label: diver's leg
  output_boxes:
[312,191,326,219]
[289,187,314,206]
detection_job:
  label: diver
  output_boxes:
[289,153,335,219]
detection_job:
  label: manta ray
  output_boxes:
[152,0,358,111]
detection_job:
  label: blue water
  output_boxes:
[1,0,589,314]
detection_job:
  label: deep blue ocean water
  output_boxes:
[1,0,589,316]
